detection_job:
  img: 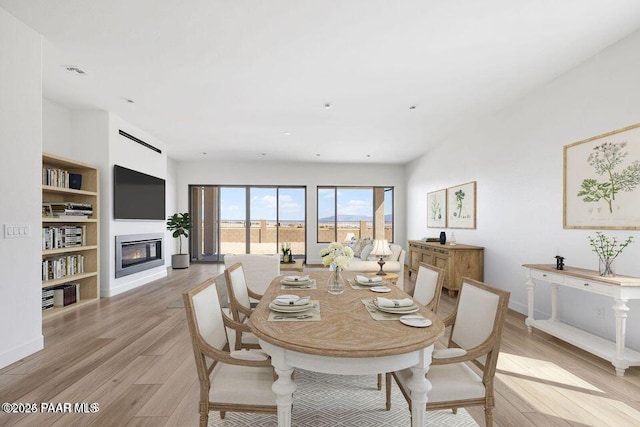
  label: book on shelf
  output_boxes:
[43,202,93,218]
[51,283,79,307]
[42,225,87,250]
[42,288,54,311]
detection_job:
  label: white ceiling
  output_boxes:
[3,1,640,164]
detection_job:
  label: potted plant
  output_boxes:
[167,212,191,269]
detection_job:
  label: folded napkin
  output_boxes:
[283,275,310,282]
[376,297,414,308]
[274,295,311,306]
[356,275,382,284]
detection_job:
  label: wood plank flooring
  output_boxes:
[1,263,639,426]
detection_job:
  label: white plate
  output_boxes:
[370,286,391,293]
[373,301,419,314]
[268,301,313,313]
[399,315,432,328]
[281,279,312,286]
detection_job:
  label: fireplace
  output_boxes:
[115,233,164,278]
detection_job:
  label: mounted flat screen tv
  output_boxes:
[114,165,166,220]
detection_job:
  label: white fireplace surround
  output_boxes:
[115,233,164,278]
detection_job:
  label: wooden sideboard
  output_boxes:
[408,240,484,297]
[523,264,640,376]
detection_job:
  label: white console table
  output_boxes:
[523,264,640,376]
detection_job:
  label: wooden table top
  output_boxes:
[249,270,445,358]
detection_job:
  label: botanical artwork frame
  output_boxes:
[447,181,476,229]
[427,189,447,228]
[564,123,640,229]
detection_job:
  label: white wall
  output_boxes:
[43,99,72,157]
[406,29,640,351]
[176,160,405,264]
[0,8,43,368]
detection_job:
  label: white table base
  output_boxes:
[259,339,434,427]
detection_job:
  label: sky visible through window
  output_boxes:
[220,187,306,221]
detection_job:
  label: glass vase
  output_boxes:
[599,257,615,277]
[327,267,345,295]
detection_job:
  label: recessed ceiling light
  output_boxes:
[324,103,331,109]
[124,98,135,104]
[63,66,86,75]
[283,131,292,136]
[316,153,321,157]
[202,152,207,155]
[366,154,371,158]
[261,153,267,156]
[409,105,417,110]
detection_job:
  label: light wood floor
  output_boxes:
[1,263,639,426]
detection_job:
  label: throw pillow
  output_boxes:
[352,238,371,257]
[360,244,373,260]
[389,244,402,262]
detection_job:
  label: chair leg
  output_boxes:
[485,406,494,426]
[377,373,382,390]
[452,408,458,414]
[200,413,208,427]
[220,411,226,419]
[385,373,392,411]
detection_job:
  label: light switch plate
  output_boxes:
[3,224,31,238]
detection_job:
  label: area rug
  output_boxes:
[208,369,478,426]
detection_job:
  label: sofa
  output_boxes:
[343,239,405,287]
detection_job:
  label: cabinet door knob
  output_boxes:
[584,283,589,287]
[542,274,547,277]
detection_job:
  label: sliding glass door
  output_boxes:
[190,185,306,261]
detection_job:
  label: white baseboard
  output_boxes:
[0,335,44,370]
[101,268,167,297]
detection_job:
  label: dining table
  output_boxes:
[249,270,445,427]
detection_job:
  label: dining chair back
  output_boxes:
[412,262,445,312]
[183,277,277,426]
[225,262,262,350]
[225,263,251,323]
[387,277,510,426]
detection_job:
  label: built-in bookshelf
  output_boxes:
[42,153,100,319]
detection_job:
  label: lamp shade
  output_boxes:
[370,239,392,257]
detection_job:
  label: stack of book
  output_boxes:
[42,254,85,281]
[44,202,93,218]
[42,166,70,188]
[42,225,87,249]
[42,288,54,311]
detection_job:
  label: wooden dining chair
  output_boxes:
[225,262,263,350]
[183,277,277,427]
[411,262,445,312]
[383,262,444,403]
[386,277,510,426]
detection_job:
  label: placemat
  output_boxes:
[280,279,317,290]
[361,299,407,321]
[268,300,321,322]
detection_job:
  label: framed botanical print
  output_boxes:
[447,181,476,229]
[564,123,640,229]
[427,189,447,228]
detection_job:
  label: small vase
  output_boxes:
[599,258,615,277]
[439,231,446,245]
[327,267,345,295]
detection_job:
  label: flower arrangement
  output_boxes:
[320,242,354,270]
[280,242,292,262]
[587,232,634,276]
[321,242,354,295]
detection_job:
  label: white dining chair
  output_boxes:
[387,277,510,426]
[183,277,277,426]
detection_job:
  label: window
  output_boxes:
[317,186,393,243]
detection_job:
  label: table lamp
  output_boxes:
[370,239,392,275]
